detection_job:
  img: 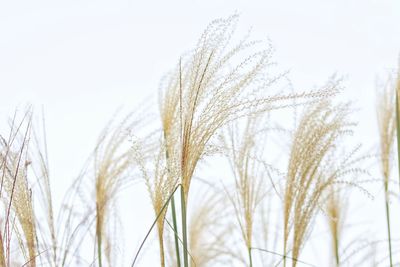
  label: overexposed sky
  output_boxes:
[0,0,399,266]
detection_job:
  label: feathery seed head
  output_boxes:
[283,96,352,266]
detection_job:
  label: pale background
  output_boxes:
[1,0,400,266]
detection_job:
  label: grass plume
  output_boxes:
[160,15,338,267]
[325,186,347,266]
[93,114,138,266]
[224,116,268,267]
[0,110,37,266]
[187,189,230,267]
[283,95,352,267]
[376,75,397,267]
[0,14,396,267]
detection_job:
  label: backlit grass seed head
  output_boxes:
[326,186,347,266]
[283,98,352,267]
[223,115,268,265]
[132,135,178,267]
[2,153,37,266]
[29,122,58,267]
[160,15,338,202]
[376,74,397,267]
[94,115,137,266]
[0,115,37,267]
[188,190,230,267]
[376,76,396,193]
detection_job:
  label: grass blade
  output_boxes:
[171,196,181,267]
[131,184,181,267]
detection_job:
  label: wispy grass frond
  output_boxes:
[56,111,143,267]
[396,66,400,187]
[132,135,179,267]
[325,186,347,267]
[0,109,37,267]
[0,14,392,267]
[376,75,397,267]
[283,96,352,267]
[27,112,58,267]
[223,115,269,266]
[160,14,338,203]
[159,15,340,267]
[377,76,396,189]
[93,113,138,266]
[188,189,230,267]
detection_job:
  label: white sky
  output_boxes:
[1,0,400,266]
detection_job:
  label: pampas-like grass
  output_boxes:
[223,116,268,267]
[0,14,396,267]
[395,64,400,197]
[283,96,352,267]
[133,136,179,267]
[187,189,231,267]
[56,112,143,267]
[159,15,339,267]
[376,75,397,267]
[93,115,137,267]
[30,120,58,267]
[160,15,338,204]
[325,186,346,267]
[0,111,37,267]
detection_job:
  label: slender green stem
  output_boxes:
[384,195,393,267]
[163,131,180,267]
[248,247,253,267]
[395,94,400,193]
[180,187,189,267]
[334,233,340,267]
[165,219,197,265]
[283,239,287,267]
[171,196,182,267]
[96,205,102,267]
[97,236,102,267]
[157,231,165,267]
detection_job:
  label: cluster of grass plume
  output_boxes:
[144,14,341,267]
[0,109,66,267]
[282,97,372,267]
[0,110,142,266]
[1,14,399,267]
